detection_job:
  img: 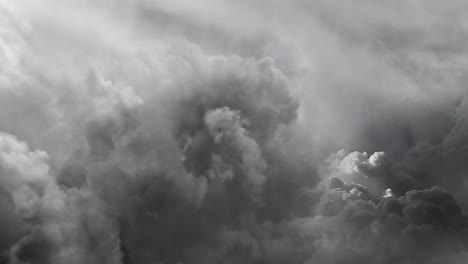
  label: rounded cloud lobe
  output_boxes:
[1,1,468,263]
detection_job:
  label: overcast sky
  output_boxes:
[1,1,468,263]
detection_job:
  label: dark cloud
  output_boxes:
[1,1,468,263]
[310,180,468,264]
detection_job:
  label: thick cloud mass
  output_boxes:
[1,0,468,263]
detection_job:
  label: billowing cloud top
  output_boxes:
[1,0,468,263]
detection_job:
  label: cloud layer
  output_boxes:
[1,0,468,263]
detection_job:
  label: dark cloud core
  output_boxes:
[1,1,468,263]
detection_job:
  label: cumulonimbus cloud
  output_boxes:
[1,1,468,263]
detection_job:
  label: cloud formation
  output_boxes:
[0,0,468,263]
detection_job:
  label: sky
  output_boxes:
[1,0,468,263]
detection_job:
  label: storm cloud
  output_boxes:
[1,0,468,263]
